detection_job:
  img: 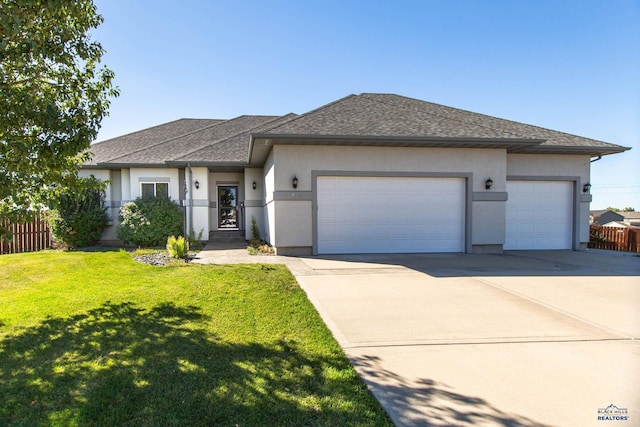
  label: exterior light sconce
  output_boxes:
[194,180,200,190]
[485,178,493,190]
[292,176,298,189]
[583,182,591,193]
[252,181,257,190]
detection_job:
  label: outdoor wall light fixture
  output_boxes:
[485,178,493,190]
[583,182,591,193]
[252,181,257,190]
[292,176,298,189]
[194,180,200,190]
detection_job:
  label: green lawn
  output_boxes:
[0,250,392,426]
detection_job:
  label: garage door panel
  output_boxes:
[505,180,573,250]
[317,176,465,254]
[317,225,336,241]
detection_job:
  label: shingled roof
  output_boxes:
[85,93,629,168]
[86,119,224,166]
[171,114,297,165]
[254,93,629,155]
[86,116,283,166]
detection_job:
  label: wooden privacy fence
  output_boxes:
[1,215,52,255]
[588,224,640,253]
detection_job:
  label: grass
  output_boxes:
[0,250,392,426]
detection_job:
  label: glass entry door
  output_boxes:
[218,186,238,229]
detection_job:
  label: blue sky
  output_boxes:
[92,0,640,210]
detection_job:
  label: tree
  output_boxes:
[0,0,118,238]
[48,175,109,248]
[605,207,636,212]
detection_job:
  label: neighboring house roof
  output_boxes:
[620,212,640,220]
[589,209,624,225]
[602,221,640,229]
[84,93,630,168]
[620,212,640,226]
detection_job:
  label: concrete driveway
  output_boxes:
[293,250,640,427]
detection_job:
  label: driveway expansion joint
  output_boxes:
[472,276,635,341]
[341,337,635,350]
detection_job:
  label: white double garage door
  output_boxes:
[316,176,573,254]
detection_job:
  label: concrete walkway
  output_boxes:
[194,246,640,426]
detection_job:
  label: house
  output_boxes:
[601,221,640,229]
[620,212,640,227]
[81,93,630,255]
[590,209,624,225]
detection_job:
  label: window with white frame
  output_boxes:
[140,182,169,198]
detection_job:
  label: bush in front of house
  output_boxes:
[117,197,183,246]
[49,176,110,248]
[166,235,189,259]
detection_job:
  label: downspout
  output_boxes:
[590,155,602,163]
[186,163,193,237]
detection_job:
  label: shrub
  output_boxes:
[166,235,189,259]
[249,216,264,247]
[117,197,183,246]
[247,216,273,255]
[187,228,204,249]
[48,176,109,248]
[250,216,261,241]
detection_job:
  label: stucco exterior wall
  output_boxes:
[507,154,591,246]
[129,168,181,201]
[275,201,313,248]
[472,201,506,245]
[263,151,276,244]
[189,167,209,239]
[244,168,264,240]
[506,154,589,179]
[121,169,131,202]
[275,145,506,192]
[269,145,508,253]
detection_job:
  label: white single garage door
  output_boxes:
[317,176,465,254]
[505,180,573,250]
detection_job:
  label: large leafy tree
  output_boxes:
[0,0,118,238]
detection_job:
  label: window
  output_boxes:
[141,182,169,198]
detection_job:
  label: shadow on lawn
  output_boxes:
[0,302,388,426]
[351,355,550,427]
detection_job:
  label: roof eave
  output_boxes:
[513,145,631,156]
[250,133,545,149]
[165,160,248,167]
[93,162,171,168]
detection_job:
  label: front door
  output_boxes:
[218,186,238,229]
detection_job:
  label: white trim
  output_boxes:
[140,181,170,198]
[138,177,170,182]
